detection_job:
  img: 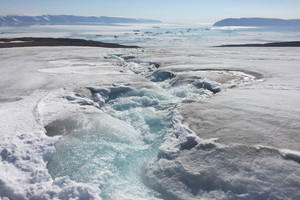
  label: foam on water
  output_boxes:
[47,55,255,199]
[47,111,163,199]
[47,84,210,199]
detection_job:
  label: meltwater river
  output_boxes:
[46,54,257,199]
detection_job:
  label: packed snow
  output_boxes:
[0,24,300,200]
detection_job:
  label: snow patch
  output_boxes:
[280,149,300,163]
[0,91,102,199]
[123,62,158,75]
[193,78,222,93]
[144,144,300,200]
[158,109,200,159]
[149,70,176,82]
[43,16,50,21]
[12,18,21,23]
[87,84,133,107]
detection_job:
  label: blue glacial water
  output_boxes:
[47,59,213,199]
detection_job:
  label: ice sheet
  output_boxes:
[0,27,300,199]
[145,47,300,200]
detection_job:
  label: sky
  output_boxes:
[1,0,300,23]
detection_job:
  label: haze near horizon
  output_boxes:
[1,0,300,23]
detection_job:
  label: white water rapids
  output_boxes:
[46,55,257,200]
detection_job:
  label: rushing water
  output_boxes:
[47,56,216,199]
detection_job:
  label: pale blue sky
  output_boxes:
[1,0,300,23]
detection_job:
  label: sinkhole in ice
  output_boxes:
[46,59,223,199]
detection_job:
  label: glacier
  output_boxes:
[0,24,300,200]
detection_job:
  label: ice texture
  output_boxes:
[143,47,300,200]
[279,149,300,163]
[0,90,101,200]
[1,27,300,200]
[0,47,146,200]
[44,52,267,199]
[45,54,222,199]
[144,144,300,200]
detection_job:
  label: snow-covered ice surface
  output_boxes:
[1,24,300,200]
[0,47,149,200]
[144,47,300,200]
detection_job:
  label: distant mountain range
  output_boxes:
[214,18,300,26]
[0,15,161,26]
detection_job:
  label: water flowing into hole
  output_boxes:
[47,56,256,199]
